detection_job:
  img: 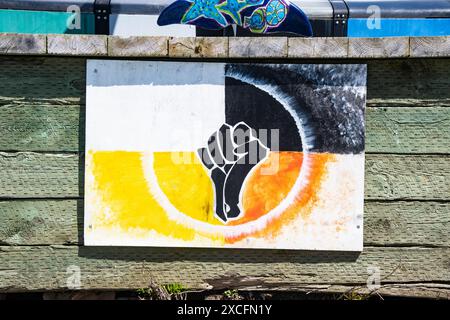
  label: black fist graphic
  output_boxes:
[197,122,268,223]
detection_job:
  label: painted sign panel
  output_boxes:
[85,60,366,251]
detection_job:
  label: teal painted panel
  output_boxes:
[0,9,95,34]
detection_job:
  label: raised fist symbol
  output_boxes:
[197,122,268,223]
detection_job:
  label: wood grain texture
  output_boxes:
[168,37,228,58]
[366,59,450,107]
[348,37,409,58]
[365,155,450,200]
[1,34,450,58]
[0,200,81,245]
[0,104,447,153]
[0,105,82,152]
[47,35,107,56]
[0,57,85,102]
[1,106,449,153]
[0,53,449,298]
[288,37,348,58]
[229,37,287,58]
[1,57,449,108]
[0,33,46,55]
[365,107,450,154]
[108,36,168,57]
[410,36,450,58]
[0,152,449,200]
[0,245,448,293]
[1,200,448,247]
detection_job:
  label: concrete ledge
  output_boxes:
[0,34,449,58]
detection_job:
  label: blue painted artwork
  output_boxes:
[157,0,313,36]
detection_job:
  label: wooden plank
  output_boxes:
[0,200,81,245]
[348,37,409,58]
[108,36,168,57]
[365,107,450,154]
[0,57,85,102]
[286,283,450,299]
[1,200,448,247]
[366,59,450,107]
[1,34,450,59]
[365,155,450,200]
[410,36,450,58]
[0,245,448,293]
[364,201,450,247]
[0,33,46,55]
[168,37,228,58]
[229,37,287,58]
[1,106,449,153]
[0,104,82,152]
[288,37,348,58]
[0,152,81,198]
[47,35,107,56]
[0,152,449,200]
[1,56,449,108]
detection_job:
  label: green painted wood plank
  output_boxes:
[0,104,82,152]
[0,200,81,245]
[1,105,449,153]
[0,57,85,102]
[0,10,94,34]
[0,57,449,107]
[365,107,450,154]
[0,245,448,293]
[1,200,448,247]
[0,152,449,200]
[366,59,450,106]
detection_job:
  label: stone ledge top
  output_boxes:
[0,33,449,59]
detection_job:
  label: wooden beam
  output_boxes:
[0,245,448,293]
[1,34,450,58]
[1,200,448,247]
[0,33,46,55]
[168,37,228,58]
[288,37,348,58]
[348,37,410,58]
[1,105,449,154]
[229,37,287,58]
[108,36,168,57]
[47,35,107,56]
[410,36,450,58]
[0,152,449,200]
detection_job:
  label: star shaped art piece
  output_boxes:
[157,0,313,36]
[182,0,228,27]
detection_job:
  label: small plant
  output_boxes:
[137,281,187,300]
[163,283,187,295]
[337,289,371,301]
[223,289,242,300]
[136,288,153,300]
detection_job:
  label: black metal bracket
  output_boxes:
[94,0,111,35]
[330,0,349,37]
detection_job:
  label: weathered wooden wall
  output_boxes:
[0,36,449,298]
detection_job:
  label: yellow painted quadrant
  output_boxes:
[153,152,221,225]
[87,150,225,243]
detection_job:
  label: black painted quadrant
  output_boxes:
[224,77,303,152]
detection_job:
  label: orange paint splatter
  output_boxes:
[225,152,335,244]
